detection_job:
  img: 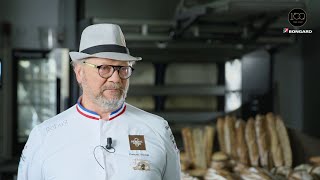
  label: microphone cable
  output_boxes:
[93,145,115,170]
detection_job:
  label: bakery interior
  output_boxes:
[0,0,320,179]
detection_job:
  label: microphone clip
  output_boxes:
[106,137,113,150]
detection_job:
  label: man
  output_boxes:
[17,24,181,180]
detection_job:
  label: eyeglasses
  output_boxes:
[83,61,134,79]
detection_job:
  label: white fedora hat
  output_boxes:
[69,24,142,61]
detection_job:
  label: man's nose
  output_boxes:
[107,69,122,82]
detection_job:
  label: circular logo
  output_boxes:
[288,8,307,27]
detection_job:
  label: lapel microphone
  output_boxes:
[106,137,113,149]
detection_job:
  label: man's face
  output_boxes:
[75,57,130,111]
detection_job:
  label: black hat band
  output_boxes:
[81,44,130,55]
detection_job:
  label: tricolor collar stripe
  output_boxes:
[76,102,100,120]
[76,101,126,120]
[76,105,100,120]
[110,103,123,115]
[109,105,126,120]
[77,101,100,116]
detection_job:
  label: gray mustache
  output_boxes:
[102,83,124,91]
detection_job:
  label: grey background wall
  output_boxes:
[0,0,76,49]
[2,0,59,48]
[302,31,320,137]
[273,44,304,130]
[273,29,320,138]
[0,0,76,159]
[85,0,179,20]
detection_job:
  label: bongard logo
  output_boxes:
[129,135,146,150]
[288,8,307,27]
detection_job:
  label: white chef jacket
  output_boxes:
[17,101,181,180]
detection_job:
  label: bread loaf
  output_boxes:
[294,164,313,173]
[255,115,269,168]
[187,168,207,178]
[276,116,292,167]
[237,166,273,180]
[310,156,320,166]
[205,168,236,180]
[271,166,292,178]
[212,151,229,161]
[245,117,259,166]
[288,170,314,180]
[266,112,283,167]
[235,119,249,165]
[210,151,231,170]
[310,166,320,179]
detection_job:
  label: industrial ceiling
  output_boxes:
[84,0,308,62]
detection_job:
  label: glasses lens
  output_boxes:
[119,67,132,79]
[99,65,113,77]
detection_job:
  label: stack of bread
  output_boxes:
[211,113,292,179]
[181,113,320,180]
[181,125,215,177]
[222,114,290,167]
[216,113,292,168]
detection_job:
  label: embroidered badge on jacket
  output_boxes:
[132,159,150,171]
[129,135,146,150]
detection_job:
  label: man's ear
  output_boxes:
[74,64,83,84]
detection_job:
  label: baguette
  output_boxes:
[217,117,226,153]
[235,119,249,165]
[275,115,292,167]
[204,125,215,167]
[245,117,259,166]
[255,115,269,168]
[181,127,196,167]
[192,127,207,169]
[224,116,237,159]
[266,112,283,167]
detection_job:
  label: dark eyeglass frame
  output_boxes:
[82,61,134,79]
